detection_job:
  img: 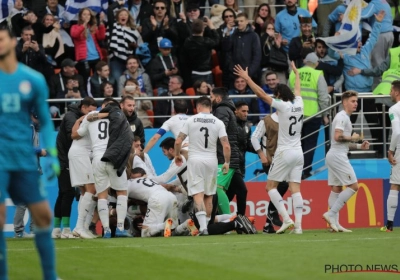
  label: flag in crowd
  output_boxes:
[64,0,108,21]
[0,0,13,19]
[318,0,362,55]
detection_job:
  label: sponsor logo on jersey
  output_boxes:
[19,81,32,95]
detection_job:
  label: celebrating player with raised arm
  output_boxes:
[0,25,60,279]
[234,62,304,234]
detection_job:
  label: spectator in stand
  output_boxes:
[316,0,341,36]
[123,78,153,128]
[11,10,37,39]
[221,12,261,87]
[154,75,194,127]
[100,81,115,98]
[193,80,212,95]
[259,22,288,84]
[217,8,236,88]
[90,61,117,98]
[228,76,259,124]
[198,0,219,17]
[224,0,241,14]
[40,14,65,67]
[289,16,316,68]
[49,58,87,99]
[253,4,274,37]
[259,71,278,117]
[168,0,188,18]
[146,38,179,95]
[141,0,178,57]
[8,0,28,18]
[70,8,106,85]
[107,6,143,87]
[183,18,219,85]
[118,55,153,97]
[16,26,48,74]
[109,0,152,31]
[57,77,82,99]
[274,0,316,53]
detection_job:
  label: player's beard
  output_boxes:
[0,48,11,60]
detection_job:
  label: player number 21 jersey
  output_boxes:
[272,96,304,149]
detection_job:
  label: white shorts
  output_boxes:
[187,157,217,196]
[92,157,127,194]
[142,190,178,237]
[390,152,400,185]
[326,150,357,186]
[268,148,303,183]
[69,156,94,187]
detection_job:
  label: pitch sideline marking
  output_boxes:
[7,236,400,252]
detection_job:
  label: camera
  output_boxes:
[31,35,37,42]
[202,17,208,22]
[72,87,79,93]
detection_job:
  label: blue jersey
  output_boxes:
[0,63,55,171]
[275,8,317,52]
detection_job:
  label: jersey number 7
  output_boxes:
[200,127,209,148]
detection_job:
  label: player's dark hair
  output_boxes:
[102,97,119,107]
[174,99,188,114]
[131,167,146,176]
[196,96,211,108]
[102,97,114,105]
[274,84,295,102]
[0,22,15,38]
[235,101,248,109]
[121,95,135,104]
[212,87,228,99]
[341,90,358,103]
[80,97,97,108]
[392,81,400,92]
[159,137,175,150]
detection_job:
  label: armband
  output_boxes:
[87,112,99,122]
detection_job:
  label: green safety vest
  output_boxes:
[373,47,400,96]
[289,67,322,117]
[299,0,308,10]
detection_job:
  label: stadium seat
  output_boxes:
[54,68,61,74]
[211,49,219,68]
[212,66,223,87]
[100,48,108,63]
[146,110,154,126]
[186,87,195,96]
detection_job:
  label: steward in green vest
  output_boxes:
[373,47,400,96]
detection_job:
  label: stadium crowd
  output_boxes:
[4,0,400,238]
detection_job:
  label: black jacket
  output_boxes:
[56,103,82,169]
[146,54,179,89]
[236,118,256,176]
[16,39,47,73]
[288,35,315,69]
[154,92,194,127]
[90,73,118,98]
[49,72,87,100]
[221,24,261,78]
[126,111,145,147]
[183,31,219,72]
[100,105,134,177]
[213,99,240,172]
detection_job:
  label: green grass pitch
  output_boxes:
[6,228,400,280]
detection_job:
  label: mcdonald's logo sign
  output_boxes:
[346,183,377,226]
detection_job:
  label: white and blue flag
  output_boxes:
[64,0,108,21]
[0,0,14,20]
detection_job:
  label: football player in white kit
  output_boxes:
[143,100,189,154]
[234,62,304,234]
[382,81,400,232]
[129,167,198,237]
[74,99,130,238]
[322,91,370,232]
[175,97,231,235]
[69,114,97,239]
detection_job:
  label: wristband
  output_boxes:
[356,144,362,150]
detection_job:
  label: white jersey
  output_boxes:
[272,97,303,150]
[69,116,92,158]
[158,114,189,146]
[127,177,167,202]
[389,102,400,151]
[133,153,157,177]
[330,110,352,153]
[181,112,227,159]
[77,112,110,159]
[150,156,187,184]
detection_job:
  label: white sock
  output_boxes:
[328,191,340,225]
[84,200,96,229]
[76,192,93,230]
[292,192,303,228]
[206,216,211,225]
[195,211,207,231]
[329,188,356,215]
[116,195,128,231]
[98,199,109,231]
[216,214,232,223]
[387,190,399,221]
[174,222,188,235]
[268,189,290,221]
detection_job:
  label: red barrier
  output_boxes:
[230,180,384,230]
